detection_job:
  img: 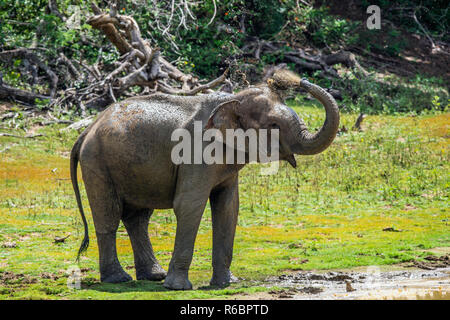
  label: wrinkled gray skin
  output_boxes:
[70,80,339,290]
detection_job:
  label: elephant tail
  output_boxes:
[70,132,89,263]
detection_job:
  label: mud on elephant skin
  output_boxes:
[70,70,340,290]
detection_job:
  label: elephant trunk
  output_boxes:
[291,79,340,155]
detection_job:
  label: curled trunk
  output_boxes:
[292,80,340,155]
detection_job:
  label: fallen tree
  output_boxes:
[241,39,368,78]
[0,1,369,114]
[0,48,56,104]
[54,2,228,111]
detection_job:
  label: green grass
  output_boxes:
[0,102,448,299]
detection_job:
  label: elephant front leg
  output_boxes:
[163,195,208,290]
[209,175,239,287]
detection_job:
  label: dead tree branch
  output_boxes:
[0,73,52,104]
[77,2,227,110]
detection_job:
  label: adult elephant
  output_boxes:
[70,70,339,290]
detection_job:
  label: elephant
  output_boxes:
[70,70,339,290]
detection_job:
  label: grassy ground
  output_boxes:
[0,102,448,299]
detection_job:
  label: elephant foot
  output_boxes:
[210,270,238,288]
[101,269,133,283]
[163,271,192,290]
[136,264,167,281]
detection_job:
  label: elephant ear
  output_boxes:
[204,100,241,131]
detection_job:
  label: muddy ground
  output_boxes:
[1,254,449,300]
[235,254,450,300]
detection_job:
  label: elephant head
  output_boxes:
[205,70,340,167]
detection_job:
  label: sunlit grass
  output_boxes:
[0,103,448,299]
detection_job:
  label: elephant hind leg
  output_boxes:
[122,206,166,281]
[81,164,132,283]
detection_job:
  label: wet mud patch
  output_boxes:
[0,270,64,287]
[257,265,450,300]
[0,271,38,286]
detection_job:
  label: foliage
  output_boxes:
[308,71,449,114]
[0,1,98,57]
[361,0,450,42]
[283,3,360,48]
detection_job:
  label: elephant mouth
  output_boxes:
[284,154,297,168]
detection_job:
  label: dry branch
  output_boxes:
[238,38,369,81]
[61,115,95,132]
[0,74,51,105]
[54,234,70,243]
[0,133,44,138]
